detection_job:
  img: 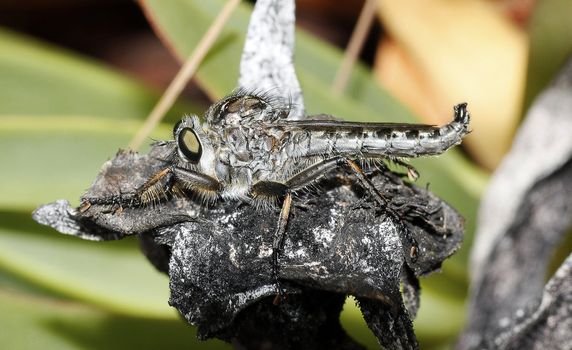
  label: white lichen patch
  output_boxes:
[229,244,239,268]
[258,243,273,258]
[229,284,276,310]
[313,227,336,248]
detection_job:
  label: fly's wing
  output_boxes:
[238,0,305,120]
[278,119,439,131]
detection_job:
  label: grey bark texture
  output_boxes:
[239,0,305,119]
[458,56,572,350]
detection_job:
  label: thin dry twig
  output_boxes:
[331,0,378,95]
[130,0,241,150]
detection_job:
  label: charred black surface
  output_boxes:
[228,291,365,350]
[33,143,464,350]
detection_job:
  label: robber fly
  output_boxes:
[82,89,470,299]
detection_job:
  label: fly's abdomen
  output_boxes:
[292,103,470,159]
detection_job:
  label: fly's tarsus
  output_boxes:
[79,193,140,213]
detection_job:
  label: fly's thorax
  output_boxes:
[213,121,292,177]
[205,91,288,129]
[199,91,296,185]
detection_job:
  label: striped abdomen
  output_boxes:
[279,103,470,158]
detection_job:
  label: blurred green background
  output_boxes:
[1,0,571,349]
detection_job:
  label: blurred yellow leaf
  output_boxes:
[375,0,528,170]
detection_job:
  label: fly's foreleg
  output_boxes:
[137,166,222,205]
[80,166,222,211]
[137,168,176,206]
[168,166,222,204]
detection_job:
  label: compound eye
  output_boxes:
[177,127,202,163]
[172,119,183,138]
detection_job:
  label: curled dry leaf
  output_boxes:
[33,143,464,349]
[458,56,572,350]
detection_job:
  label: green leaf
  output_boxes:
[0,289,230,350]
[0,225,174,319]
[340,288,465,350]
[0,264,69,300]
[524,0,572,110]
[0,116,174,316]
[0,28,197,120]
[0,116,170,211]
[340,297,380,350]
[0,28,152,119]
[0,25,219,348]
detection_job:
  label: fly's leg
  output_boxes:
[80,166,222,211]
[345,159,419,263]
[272,193,293,304]
[390,158,419,182]
[168,166,222,204]
[367,158,418,182]
[252,156,422,303]
[80,192,138,213]
[263,158,361,302]
[287,157,419,263]
[252,160,345,304]
[137,168,176,206]
[345,159,390,209]
[136,166,222,206]
[251,181,291,304]
[272,194,292,304]
[80,167,175,211]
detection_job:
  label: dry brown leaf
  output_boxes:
[375,0,528,170]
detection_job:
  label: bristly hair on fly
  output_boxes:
[210,87,295,122]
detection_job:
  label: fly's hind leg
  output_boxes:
[345,159,419,262]
[390,158,419,182]
[251,156,421,304]
[290,157,419,263]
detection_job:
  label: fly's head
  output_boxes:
[172,116,218,178]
